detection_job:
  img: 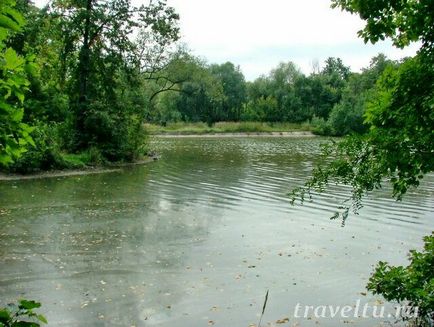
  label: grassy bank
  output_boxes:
[145,121,313,135]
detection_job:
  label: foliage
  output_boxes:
[310,116,332,136]
[46,0,179,160]
[0,0,36,167]
[145,121,312,135]
[209,62,246,121]
[166,56,226,125]
[244,58,352,125]
[1,0,417,173]
[331,0,434,55]
[291,57,434,224]
[326,54,395,136]
[9,122,66,173]
[292,0,434,220]
[367,233,434,326]
[0,299,47,327]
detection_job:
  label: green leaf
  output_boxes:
[0,309,11,323]
[18,300,41,310]
[11,108,24,122]
[0,15,21,32]
[0,28,7,42]
[36,314,47,324]
[11,322,40,327]
[4,48,25,70]
[0,102,13,114]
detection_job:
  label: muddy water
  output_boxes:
[0,137,433,326]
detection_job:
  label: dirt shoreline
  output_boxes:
[152,131,316,138]
[0,133,315,181]
[0,157,156,181]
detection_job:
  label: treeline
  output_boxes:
[0,0,406,173]
[150,54,399,137]
[1,0,181,172]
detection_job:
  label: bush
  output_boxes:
[75,101,148,162]
[311,116,332,135]
[367,233,434,326]
[9,122,67,173]
[0,299,47,326]
[327,100,368,136]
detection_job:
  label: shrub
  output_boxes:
[367,233,434,326]
[311,116,332,135]
[327,100,368,136]
[9,122,67,173]
[0,299,47,326]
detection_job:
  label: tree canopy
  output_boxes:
[0,0,36,166]
[292,0,434,223]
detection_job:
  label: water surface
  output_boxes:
[0,137,433,326]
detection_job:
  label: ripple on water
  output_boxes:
[0,136,432,327]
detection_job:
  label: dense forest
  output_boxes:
[1,0,433,325]
[0,0,412,174]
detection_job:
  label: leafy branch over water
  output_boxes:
[290,55,434,225]
[0,299,47,326]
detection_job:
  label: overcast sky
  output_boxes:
[34,0,419,80]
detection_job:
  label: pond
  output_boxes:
[0,136,433,326]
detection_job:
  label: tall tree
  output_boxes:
[292,1,434,221]
[209,62,246,121]
[48,0,179,158]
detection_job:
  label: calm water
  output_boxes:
[0,137,433,327]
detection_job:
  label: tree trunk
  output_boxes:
[78,0,92,105]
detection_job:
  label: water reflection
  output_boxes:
[0,136,433,326]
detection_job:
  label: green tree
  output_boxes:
[315,57,350,118]
[367,233,434,325]
[0,0,36,167]
[49,0,179,159]
[245,62,309,123]
[331,0,434,54]
[293,1,434,220]
[209,62,246,121]
[324,54,395,136]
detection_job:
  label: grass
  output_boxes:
[61,146,105,168]
[145,121,313,135]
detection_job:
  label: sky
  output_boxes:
[34,0,419,81]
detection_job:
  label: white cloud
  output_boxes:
[163,0,419,79]
[171,1,355,47]
[34,0,420,80]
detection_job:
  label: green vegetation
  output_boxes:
[0,0,411,174]
[145,121,313,135]
[0,0,36,166]
[149,53,392,136]
[367,233,434,326]
[293,0,434,219]
[291,1,434,325]
[0,0,432,325]
[1,0,178,172]
[0,299,47,326]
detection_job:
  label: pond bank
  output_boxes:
[0,157,157,181]
[153,131,316,137]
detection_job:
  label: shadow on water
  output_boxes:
[0,136,433,326]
